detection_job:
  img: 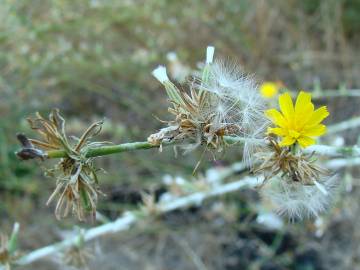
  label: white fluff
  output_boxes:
[206,46,215,64]
[199,59,268,166]
[152,65,169,83]
[314,180,328,196]
[261,176,338,220]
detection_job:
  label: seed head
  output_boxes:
[149,47,268,168]
[261,175,338,219]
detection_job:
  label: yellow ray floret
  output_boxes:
[265,91,329,148]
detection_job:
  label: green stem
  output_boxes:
[290,143,299,155]
[46,136,247,159]
[44,136,360,160]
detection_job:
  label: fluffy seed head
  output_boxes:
[200,59,268,165]
[260,175,338,220]
[149,48,268,168]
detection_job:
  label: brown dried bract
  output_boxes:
[63,237,93,269]
[16,133,47,160]
[0,234,19,270]
[17,109,107,221]
[148,79,240,153]
[0,235,10,267]
[254,137,329,186]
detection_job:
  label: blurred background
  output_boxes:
[1,0,360,269]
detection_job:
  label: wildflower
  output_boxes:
[260,175,337,219]
[266,91,329,148]
[260,81,279,98]
[17,109,107,221]
[149,46,267,167]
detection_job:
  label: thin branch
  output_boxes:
[15,176,262,266]
[305,144,360,158]
[30,136,360,160]
[326,116,360,135]
[288,89,360,99]
[325,157,360,169]
[41,136,247,159]
[311,89,360,98]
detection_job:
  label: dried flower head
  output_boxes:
[254,137,329,185]
[0,223,20,270]
[266,91,329,148]
[0,236,12,270]
[62,233,93,269]
[17,109,108,221]
[149,47,267,166]
[140,191,159,215]
[260,175,337,219]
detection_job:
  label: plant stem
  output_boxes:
[44,136,360,160]
[312,89,360,98]
[326,115,360,135]
[46,136,248,159]
[288,89,360,99]
[305,144,360,157]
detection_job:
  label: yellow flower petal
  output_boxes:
[307,106,329,127]
[279,93,294,122]
[265,109,288,128]
[264,91,329,148]
[303,124,326,136]
[294,91,314,128]
[267,127,287,136]
[297,136,315,148]
[295,91,312,113]
[279,136,296,146]
[289,129,300,139]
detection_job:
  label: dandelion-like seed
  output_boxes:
[148,46,267,167]
[261,175,338,219]
[16,109,107,221]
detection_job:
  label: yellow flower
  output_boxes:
[260,82,279,98]
[265,91,329,148]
